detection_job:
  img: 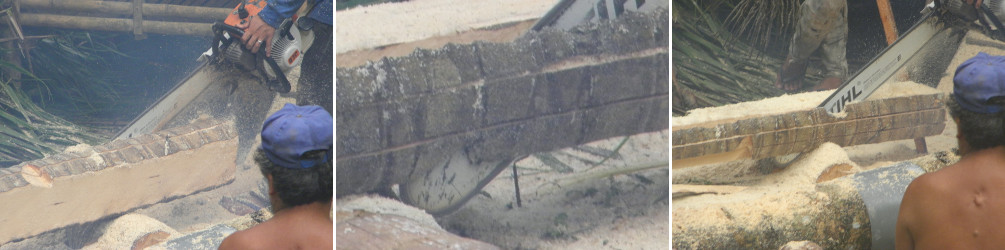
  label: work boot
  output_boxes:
[813,77,843,91]
[776,57,808,92]
[399,149,515,216]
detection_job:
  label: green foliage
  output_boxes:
[0,24,112,165]
[0,77,99,165]
[21,30,128,120]
[672,0,785,115]
[723,0,801,50]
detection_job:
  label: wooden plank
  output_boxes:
[674,94,944,145]
[672,136,752,169]
[672,95,946,164]
[0,120,237,244]
[133,0,145,39]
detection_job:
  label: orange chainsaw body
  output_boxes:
[224,0,267,27]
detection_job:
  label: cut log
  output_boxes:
[19,13,212,37]
[672,94,947,167]
[19,0,231,22]
[673,159,935,249]
[0,118,237,244]
[673,173,872,249]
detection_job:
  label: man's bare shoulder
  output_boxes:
[219,210,333,250]
[219,219,285,250]
[219,227,261,250]
[902,166,962,205]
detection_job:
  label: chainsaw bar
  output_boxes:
[113,61,215,141]
[818,11,944,113]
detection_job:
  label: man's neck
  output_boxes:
[961,145,1005,159]
[273,201,333,219]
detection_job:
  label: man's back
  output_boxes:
[220,202,333,249]
[896,146,1005,249]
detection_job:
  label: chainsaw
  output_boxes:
[819,0,1005,113]
[204,0,315,93]
[115,0,315,140]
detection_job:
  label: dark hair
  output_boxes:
[948,97,1005,151]
[255,149,333,206]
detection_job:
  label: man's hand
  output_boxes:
[236,15,276,57]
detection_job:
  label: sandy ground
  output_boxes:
[436,130,670,249]
[335,0,559,54]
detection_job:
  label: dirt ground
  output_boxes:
[335,130,670,249]
[437,130,670,249]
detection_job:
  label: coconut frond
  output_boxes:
[723,0,802,51]
[672,0,785,116]
[21,30,128,121]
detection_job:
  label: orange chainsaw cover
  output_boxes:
[224,0,268,27]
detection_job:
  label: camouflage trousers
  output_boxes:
[787,0,848,79]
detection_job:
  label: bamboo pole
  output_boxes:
[19,13,211,37]
[18,0,232,22]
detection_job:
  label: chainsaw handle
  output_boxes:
[211,22,245,58]
[256,50,292,93]
[212,22,245,38]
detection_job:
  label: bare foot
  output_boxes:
[775,78,801,92]
[812,77,843,91]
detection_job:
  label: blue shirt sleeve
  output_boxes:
[258,0,307,29]
[306,0,333,26]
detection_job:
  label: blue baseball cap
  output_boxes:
[954,52,1005,114]
[260,103,333,169]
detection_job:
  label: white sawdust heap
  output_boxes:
[673,142,860,231]
[672,91,834,128]
[336,0,559,54]
[674,81,942,129]
[83,214,179,250]
[867,81,941,100]
[336,194,441,230]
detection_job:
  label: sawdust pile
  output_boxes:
[936,31,1005,92]
[673,80,942,130]
[867,81,941,100]
[673,142,861,232]
[83,214,179,250]
[672,91,834,128]
[335,194,441,230]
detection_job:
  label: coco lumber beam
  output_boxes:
[0,118,237,244]
[672,94,947,168]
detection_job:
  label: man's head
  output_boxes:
[256,103,333,208]
[951,52,1005,153]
